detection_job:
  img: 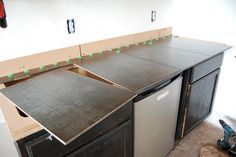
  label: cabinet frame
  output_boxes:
[175,54,223,140]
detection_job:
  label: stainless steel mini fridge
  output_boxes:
[134,75,182,157]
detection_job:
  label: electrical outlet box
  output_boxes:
[67,19,75,34]
[151,10,156,22]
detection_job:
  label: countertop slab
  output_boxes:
[77,37,230,94]
[0,69,135,145]
[77,53,181,94]
[123,44,209,69]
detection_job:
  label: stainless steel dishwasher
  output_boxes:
[134,74,182,157]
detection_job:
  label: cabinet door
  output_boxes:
[184,69,219,135]
[67,120,132,157]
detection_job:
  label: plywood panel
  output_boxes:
[80,27,172,56]
[0,87,42,141]
[0,69,135,144]
[0,27,172,84]
[0,45,81,83]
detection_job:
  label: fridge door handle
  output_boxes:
[134,80,170,102]
[134,73,182,102]
[156,89,169,101]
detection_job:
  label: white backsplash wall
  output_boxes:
[0,0,173,62]
[172,0,236,46]
[172,0,236,125]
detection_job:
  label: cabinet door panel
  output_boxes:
[68,120,132,157]
[185,69,219,135]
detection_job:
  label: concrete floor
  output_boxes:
[168,122,225,157]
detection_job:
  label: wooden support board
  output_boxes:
[0,45,81,84]
[80,27,172,56]
[0,27,172,84]
[0,69,135,145]
[0,93,42,141]
[0,83,42,141]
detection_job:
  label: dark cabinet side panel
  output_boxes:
[184,69,220,135]
[175,69,191,140]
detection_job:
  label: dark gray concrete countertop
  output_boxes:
[77,53,181,94]
[0,70,136,145]
[0,36,230,145]
[123,44,209,69]
[157,37,230,56]
[77,37,230,94]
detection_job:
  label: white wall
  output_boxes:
[173,0,236,46]
[173,0,236,122]
[0,0,173,61]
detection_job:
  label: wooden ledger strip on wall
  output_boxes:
[0,27,172,83]
[0,69,135,145]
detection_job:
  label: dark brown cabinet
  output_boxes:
[185,69,220,134]
[67,121,132,157]
[176,53,223,139]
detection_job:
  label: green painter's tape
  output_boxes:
[24,69,30,74]
[66,59,71,63]
[116,49,121,53]
[109,48,113,52]
[149,40,153,45]
[39,66,45,71]
[143,41,147,45]
[53,62,59,67]
[8,74,14,79]
[77,56,82,60]
[156,37,159,41]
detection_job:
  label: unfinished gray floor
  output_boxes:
[168,122,225,157]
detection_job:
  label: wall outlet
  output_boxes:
[67,19,75,34]
[151,10,156,22]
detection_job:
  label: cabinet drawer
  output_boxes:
[17,101,133,157]
[190,53,223,83]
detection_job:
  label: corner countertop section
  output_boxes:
[0,69,136,145]
[123,37,231,70]
[157,37,231,56]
